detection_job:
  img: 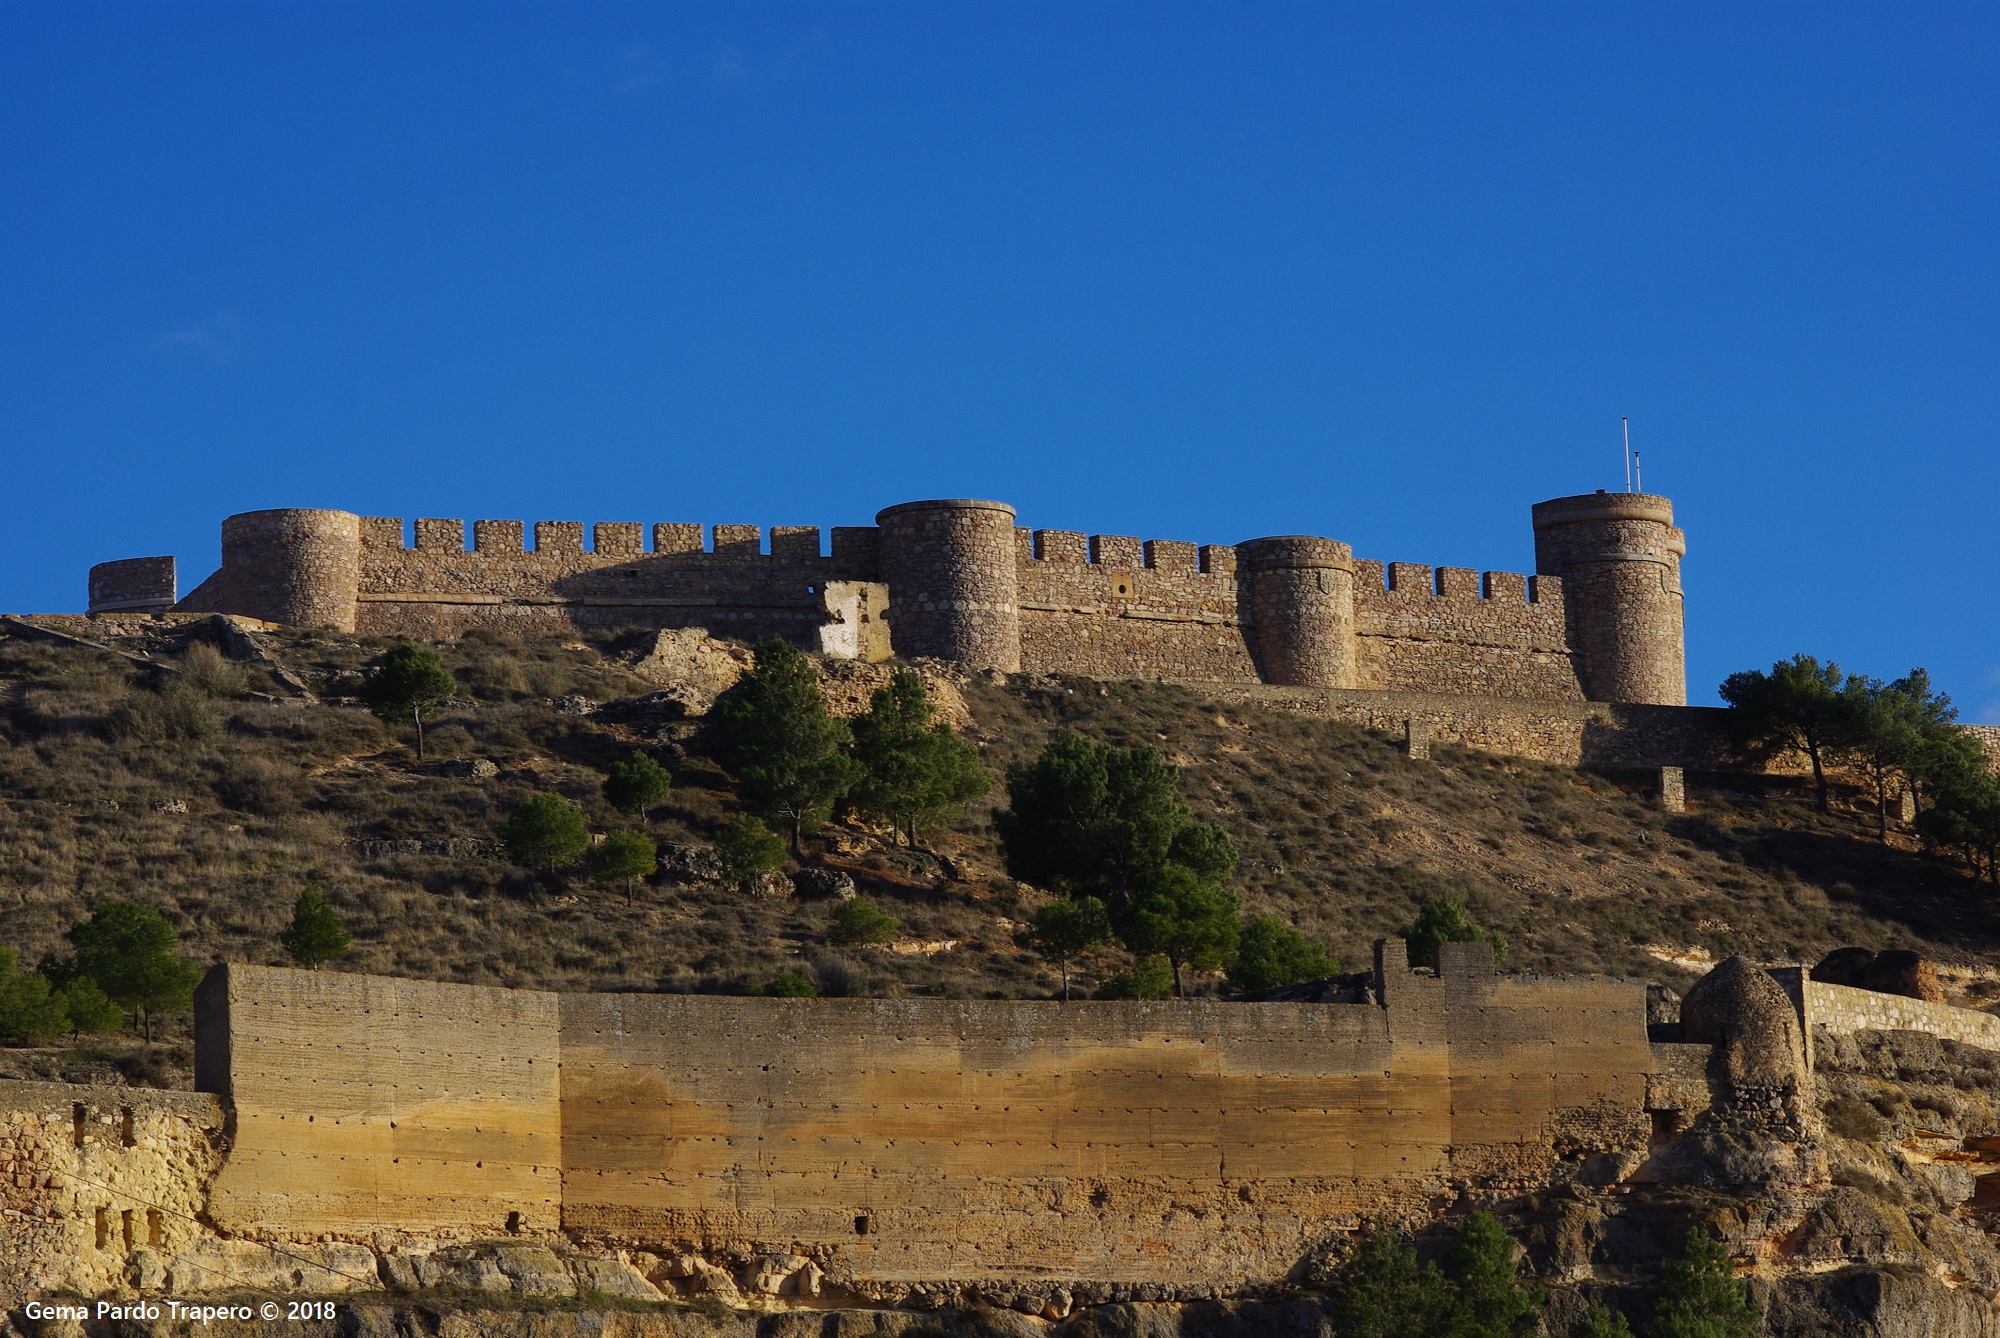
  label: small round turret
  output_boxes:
[1238,535,1357,689]
[220,509,363,631]
[875,499,1021,672]
[1531,492,1686,705]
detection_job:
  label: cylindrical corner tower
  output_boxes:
[1531,491,1686,705]
[874,499,1021,672]
[1238,535,1358,689]
[219,509,363,632]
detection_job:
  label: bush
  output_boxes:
[759,971,818,998]
[107,683,220,745]
[1329,1229,1447,1338]
[1650,1230,1757,1338]
[0,946,69,1044]
[499,793,592,870]
[714,815,787,891]
[1403,894,1502,971]
[56,976,121,1037]
[1572,1304,1634,1338]
[827,896,900,946]
[1229,914,1338,992]
[280,888,353,969]
[603,750,672,817]
[1095,955,1175,1000]
[588,829,658,903]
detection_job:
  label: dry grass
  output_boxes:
[2,621,1996,1087]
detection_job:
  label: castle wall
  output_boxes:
[196,964,562,1240]
[181,957,1649,1293]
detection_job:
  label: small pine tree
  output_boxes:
[1030,895,1112,1001]
[280,888,352,969]
[56,976,122,1039]
[760,971,818,998]
[1330,1229,1450,1338]
[1440,1210,1542,1338]
[1121,865,1241,997]
[849,669,992,845]
[827,895,900,946]
[1403,895,1503,971]
[1648,1230,1757,1338]
[588,829,658,904]
[1094,955,1175,1000]
[0,946,70,1045]
[499,793,592,871]
[714,814,787,892]
[67,901,203,1043]
[1229,914,1339,992]
[1573,1304,1635,1338]
[603,750,672,817]
[712,638,862,852]
[359,643,458,760]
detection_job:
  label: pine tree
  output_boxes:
[1573,1304,1635,1337]
[0,947,70,1045]
[1718,654,1862,813]
[1403,895,1502,971]
[603,750,672,817]
[1648,1230,1756,1338]
[1121,865,1240,997]
[849,669,991,845]
[359,643,458,760]
[588,829,658,904]
[280,888,352,969]
[55,976,121,1039]
[66,901,203,1043]
[713,638,862,852]
[1029,894,1111,1000]
[1330,1230,1449,1338]
[827,895,900,946]
[1229,914,1339,992]
[1439,1210,1542,1338]
[714,814,787,892]
[499,793,591,870]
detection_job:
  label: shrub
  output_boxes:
[56,976,122,1037]
[827,896,900,946]
[1030,894,1111,1001]
[1572,1304,1634,1337]
[713,815,786,891]
[280,888,353,969]
[107,683,220,745]
[178,642,245,697]
[1095,955,1175,1000]
[603,750,672,817]
[1229,914,1339,992]
[499,794,591,870]
[1649,1230,1757,1338]
[1329,1229,1447,1338]
[0,946,69,1044]
[1403,894,1502,971]
[588,829,658,903]
[759,971,818,998]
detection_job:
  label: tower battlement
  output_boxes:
[88,490,1687,705]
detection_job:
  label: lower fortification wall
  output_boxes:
[181,952,1651,1292]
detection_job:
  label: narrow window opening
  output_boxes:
[147,1209,164,1246]
[854,1213,873,1236]
[72,1103,87,1148]
[95,1207,110,1249]
[121,1107,136,1148]
[121,1209,135,1251]
[506,1211,523,1234]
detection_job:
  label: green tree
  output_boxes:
[827,895,900,946]
[1229,914,1339,993]
[588,829,658,904]
[1330,1230,1449,1338]
[848,669,992,845]
[1094,955,1175,1000]
[280,888,352,969]
[1403,895,1502,972]
[1718,654,1863,813]
[1121,865,1241,997]
[603,750,672,817]
[1844,669,1960,840]
[67,901,203,1043]
[1573,1304,1635,1338]
[359,643,458,760]
[996,731,1233,902]
[1917,738,2000,887]
[1648,1230,1756,1338]
[499,793,592,871]
[1439,1210,1542,1338]
[55,976,121,1039]
[758,971,819,998]
[714,814,787,892]
[1030,895,1112,1001]
[713,638,862,852]
[0,946,70,1045]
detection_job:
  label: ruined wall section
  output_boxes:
[0,1081,224,1308]
[352,517,883,641]
[196,964,561,1240]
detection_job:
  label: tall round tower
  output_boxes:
[1238,535,1358,689]
[874,499,1021,672]
[219,509,363,632]
[1531,492,1686,705]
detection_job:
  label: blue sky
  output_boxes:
[2,4,1994,712]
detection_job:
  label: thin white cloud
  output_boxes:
[613,30,830,98]
[151,312,245,364]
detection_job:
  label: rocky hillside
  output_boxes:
[1,615,1996,1078]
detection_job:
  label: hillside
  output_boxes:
[2,615,1996,1085]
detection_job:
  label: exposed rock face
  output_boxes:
[623,628,753,714]
[1682,955,1810,1092]
[1813,947,1947,1004]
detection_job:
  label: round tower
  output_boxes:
[874,499,1021,672]
[1238,535,1358,689]
[219,509,363,632]
[1531,491,1686,705]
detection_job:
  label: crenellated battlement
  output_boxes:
[97,490,1686,705]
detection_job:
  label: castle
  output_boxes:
[86,491,1688,706]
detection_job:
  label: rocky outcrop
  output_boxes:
[1682,955,1811,1096]
[1813,947,1947,1004]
